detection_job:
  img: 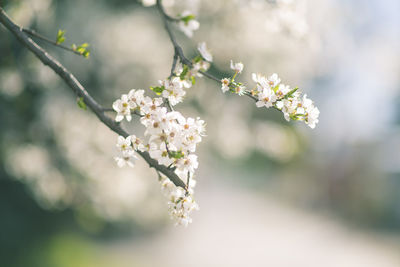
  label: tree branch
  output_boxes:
[156,0,192,67]
[0,7,186,189]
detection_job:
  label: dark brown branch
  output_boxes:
[0,7,186,189]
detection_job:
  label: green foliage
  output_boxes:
[72,43,90,58]
[179,65,189,80]
[169,150,184,159]
[56,30,66,44]
[193,55,202,63]
[77,97,87,110]
[284,87,299,99]
[150,86,165,95]
[180,14,195,24]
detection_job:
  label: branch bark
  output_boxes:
[0,7,186,189]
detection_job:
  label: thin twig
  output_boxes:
[156,0,192,67]
[22,28,85,57]
[0,7,186,189]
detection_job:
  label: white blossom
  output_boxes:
[130,134,146,152]
[234,84,246,95]
[112,94,132,122]
[221,78,230,93]
[161,77,186,106]
[178,11,200,38]
[275,83,290,99]
[115,135,137,168]
[159,176,199,227]
[230,60,244,73]
[267,73,281,88]
[114,155,137,168]
[256,88,277,108]
[197,42,213,62]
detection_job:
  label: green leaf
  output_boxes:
[191,76,196,85]
[181,14,195,24]
[180,65,189,80]
[71,44,77,51]
[193,55,202,63]
[82,50,90,58]
[77,97,87,110]
[169,150,184,159]
[76,43,89,54]
[284,87,299,99]
[150,86,165,95]
[56,29,66,44]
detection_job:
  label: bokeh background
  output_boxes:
[1,0,400,266]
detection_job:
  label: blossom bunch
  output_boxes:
[160,176,199,226]
[112,88,204,226]
[221,62,320,128]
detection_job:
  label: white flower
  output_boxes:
[197,42,213,62]
[306,105,320,129]
[161,77,186,106]
[114,155,137,168]
[176,154,198,174]
[275,84,290,99]
[230,60,244,74]
[267,73,281,88]
[256,88,277,108]
[221,78,230,93]
[178,11,200,38]
[127,89,145,109]
[130,135,146,152]
[302,94,320,129]
[192,60,210,74]
[112,94,132,122]
[234,84,246,96]
[116,135,134,156]
[252,73,266,84]
[149,142,174,166]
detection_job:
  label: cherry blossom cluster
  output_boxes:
[151,42,212,106]
[160,175,199,226]
[112,88,205,226]
[221,62,320,128]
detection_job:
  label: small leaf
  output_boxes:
[150,86,165,95]
[71,44,77,51]
[56,29,66,44]
[77,97,87,110]
[284,87,299,99]
[181,14,195,24]
[76,43,89,54]
[180,65,189,80]
[169,150,184,159]
[191,76,196,85]
[82,50,90,58]
[193,55,202,63]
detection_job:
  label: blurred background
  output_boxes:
[0,0,400,266]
